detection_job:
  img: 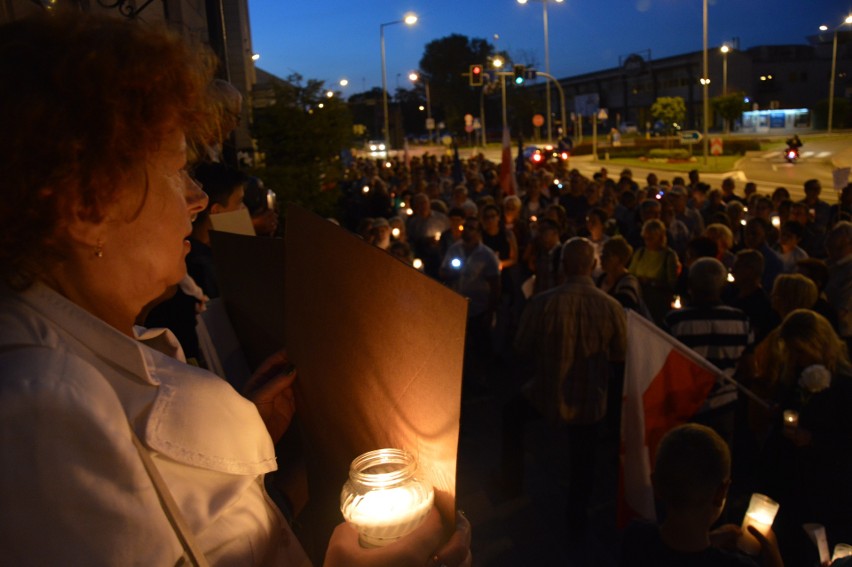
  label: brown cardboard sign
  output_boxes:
[284,205,466,560]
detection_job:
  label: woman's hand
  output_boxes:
[241,350,297,444]
[324,507,472,567]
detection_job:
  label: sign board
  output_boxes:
[425,117,435,131]
[710,137,723,156]
[574,93,600,118]
[464,124,474,133]
[464,113,473,126]
[680,130,703,144]
[532,114,544,127]
[598,108,608,120]
[472,118,481,130]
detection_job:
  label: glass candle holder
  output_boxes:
[738,493,780,555]
[783,409,799,428]
[340,448,434,548]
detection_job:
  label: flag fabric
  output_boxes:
[499,126,516,196]
[515,136,526,176]
[618,309,720,526]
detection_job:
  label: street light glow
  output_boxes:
[409,72,419,81]
[251,53,260,61]
[492,57,504,68]
[720,44,730,54]
[326,90,334,98]
[339,78,349,87]
[403,13,418,25]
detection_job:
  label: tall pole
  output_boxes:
[828,30,838,134]
[480,87,487,148]
[701,0,709,165]
[501,74,508,132]
[543,0,553,143]
[380,23,390,148]
[722,45,729,134]
[538,71,566,142]
[425,81,433,144]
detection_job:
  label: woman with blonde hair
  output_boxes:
[628,219,679,326]
[756,310,852,564]
[704,223,736,270]
[749,274,819,437]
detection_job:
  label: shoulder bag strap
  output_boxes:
[129,425,211,567]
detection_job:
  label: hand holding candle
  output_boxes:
[738,493,780,555]
[783,409,799,429]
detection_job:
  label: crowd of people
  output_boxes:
[3,9,852,567]
[340,145,852,565]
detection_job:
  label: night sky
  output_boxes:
[249,0,850,93]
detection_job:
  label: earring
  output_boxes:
[94,240,103,258]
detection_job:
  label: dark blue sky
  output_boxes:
[248,0,850,93]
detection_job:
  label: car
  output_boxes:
[619,121,638,134]
[365,140,387,158]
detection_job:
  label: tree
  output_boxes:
[251,73,352,219]
[418,34,498,137]
[650,96,686,142]
[711,91,748,133]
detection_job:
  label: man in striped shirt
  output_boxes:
[665,257,753,444]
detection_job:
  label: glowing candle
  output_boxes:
[671,295,682,309]
[727,272,735,283]
[406,208,414,216]
[771,215,781,228]
[340,449,434,548]
[530,215,538,223]
[783,409,799,428]
[738,493,780,555]
[412,258,423,270]
[833,543,852,562]
[391,227,401,238]
[433,231,441,241]
[362,185,370,194]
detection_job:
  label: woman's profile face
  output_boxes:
[100,129,207,306]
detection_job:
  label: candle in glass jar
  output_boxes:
[783,409,799,428]
[738,493,779,555]
[341,448,434,548]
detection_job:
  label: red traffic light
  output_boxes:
[469,64,484,86]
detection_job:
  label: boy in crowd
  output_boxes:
[621,424,783,567]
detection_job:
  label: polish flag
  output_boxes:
[499,126,516,195]
[618,309,719,526]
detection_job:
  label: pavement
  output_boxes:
[455,355,624,567]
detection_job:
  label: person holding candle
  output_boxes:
[0,13,470,567]
[621,424,783,567]
[755,310,852,565]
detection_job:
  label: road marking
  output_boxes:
[817,151,831,158]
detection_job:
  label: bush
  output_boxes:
[649,148,691,160]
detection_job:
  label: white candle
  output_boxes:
[738,493,780,555]
[833,543,852,562]
[340,449,434,548]
[783,409,799,428]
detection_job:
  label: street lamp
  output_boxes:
[380,13,418,149]
[701,0,709,165]
[721,44,730,134]
[517,0,564,143]
[821,15,852,133]
[409,72,433,143]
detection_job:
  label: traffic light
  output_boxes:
[513,64,525,85]
[469,64,483,86]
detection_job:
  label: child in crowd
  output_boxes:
[621,424,783,567]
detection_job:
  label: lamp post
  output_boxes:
[821,15,852,134]
[381,13,417,149]
[409,72,433,143]
[701,0,709,165]
[720,44,730,134]
[517,0,564,143]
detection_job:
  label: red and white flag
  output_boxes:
[499,126,516,196]
[618,309,720,526]
[403,139,411,170]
